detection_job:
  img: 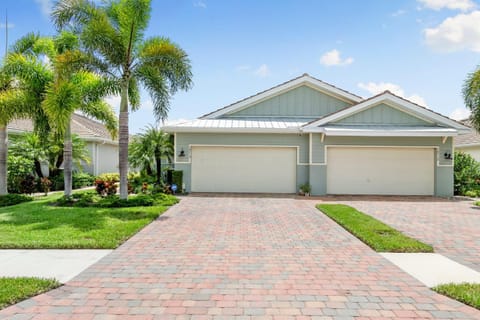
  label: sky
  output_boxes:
[1,0,480,133]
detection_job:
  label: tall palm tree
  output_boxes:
[129,125,173,184]
[463,67,480,130]
[0,71,31,195]
[5,32,117,196]
[52,0,193,199]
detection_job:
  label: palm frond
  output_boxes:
[463,66,480,131]
[135,64,170,121]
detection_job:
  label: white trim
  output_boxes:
[320,133,325,142]
[302,92,470,133]
[442,136,448,144]
[163,126,301,134]
[456,143,480,148]
[304,126,458,137]
[202,75,362,119]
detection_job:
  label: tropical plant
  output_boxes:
[53,0,193,199]
[454,151,480,195]
[5,32,117,196]
[129,125,173,184]
[464,66,480,130]
[0,69,31,195]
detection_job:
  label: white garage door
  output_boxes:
[191,146,297,193]
[326,147,434,195]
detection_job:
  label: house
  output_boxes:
[8,113,118,175]
[454,119,480,161]
[163,74,470,196]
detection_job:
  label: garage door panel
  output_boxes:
[191,146,296,193]
[327,147,434,195]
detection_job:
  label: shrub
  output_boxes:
[0,194,33,207]
[72,172,95,189]
[54,191,178,208]
[40,177,52,195]
[454,151,480,195]
[50,172,64,191]
[7,155,34,194]
[96,173,120,183]
[19,175,36,194]
[465,190,478,198]
[171,170,183,193]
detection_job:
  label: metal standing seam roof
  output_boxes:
[164,119,307,131]
[7,113,116,142]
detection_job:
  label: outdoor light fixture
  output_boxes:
[178,149,185,157]
[444,152,452,160]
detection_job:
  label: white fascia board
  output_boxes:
[161,126,301,134]
[202,75,362,119]
[303,92,470,131]
[319,127,458,137]
[455,143,480,148]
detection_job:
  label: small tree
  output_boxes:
[454,151,480,195]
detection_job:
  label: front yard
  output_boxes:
[0,277,60,309]
[0,192,178,249]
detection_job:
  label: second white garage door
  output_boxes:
[326,147,435,195]
[191,146,297,193]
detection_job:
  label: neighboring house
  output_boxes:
[163,74,470,196]
[454,119,480,161]
[8,113,118,175]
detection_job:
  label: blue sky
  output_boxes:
[2,0,480,133]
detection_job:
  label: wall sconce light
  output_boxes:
[444,152,452,160]
[178,149,185,157]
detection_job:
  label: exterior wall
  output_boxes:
[175,132,309,192]
[310,135,453,197]
[333,103,434,126]
[225,85,352,119]
[456,145,480,162]
[96,143,119,174]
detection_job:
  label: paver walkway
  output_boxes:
[1,197,479,319]
[335,197,480,273]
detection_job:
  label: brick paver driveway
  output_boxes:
[335,197,480,273]
[1,197,479,319]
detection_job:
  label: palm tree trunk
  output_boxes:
[63,121,73,196]
[0,126,8,195]
[155,150,161,185]
[119,82,129,199]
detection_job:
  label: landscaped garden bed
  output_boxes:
[317,204,433,252]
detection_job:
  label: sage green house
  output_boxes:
[163,74,469,196]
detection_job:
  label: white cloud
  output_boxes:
[193,1,207,8]
[320,49,354,67]
[391,9,407,17]
[358,82,428,107]
[417,0,476,11]
[34,0,53,17]
[424,11,480,52]
[449,107,471,120]
[254,64,270,77]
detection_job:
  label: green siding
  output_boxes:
[334,103,434,126]
[175,133,453,196]
[226,85,351,119]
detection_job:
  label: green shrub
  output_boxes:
[454,151,480,195]
[0,194,33,207]
[50,172,64,191]
[465,190,478,198]
[72,172,95,189]
[96,173,120,182]
[54,191,178,208]
[7,155,34,194]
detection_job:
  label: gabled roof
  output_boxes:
[302,90,470,134]
[201,73,363,119]
[8,113,116,143]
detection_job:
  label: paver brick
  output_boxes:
[1,196,479,319]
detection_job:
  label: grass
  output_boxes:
[433,283,480,310]
[0,192,177,249]
[0,277,60,309]
[317,204,434,252]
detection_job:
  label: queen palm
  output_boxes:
[53,0,193,199]
[463,66,480,129]
[6,32,117,196]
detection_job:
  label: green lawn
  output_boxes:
[0,193,177,249]
[433,283,480,310]
[0,277,60,309]
[317,204,433,252]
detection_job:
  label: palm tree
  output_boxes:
[0,71,31,195]
[52,0,193,199]
[5,32,117,196]
[129,125,173,184]
[463,67,480,130]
